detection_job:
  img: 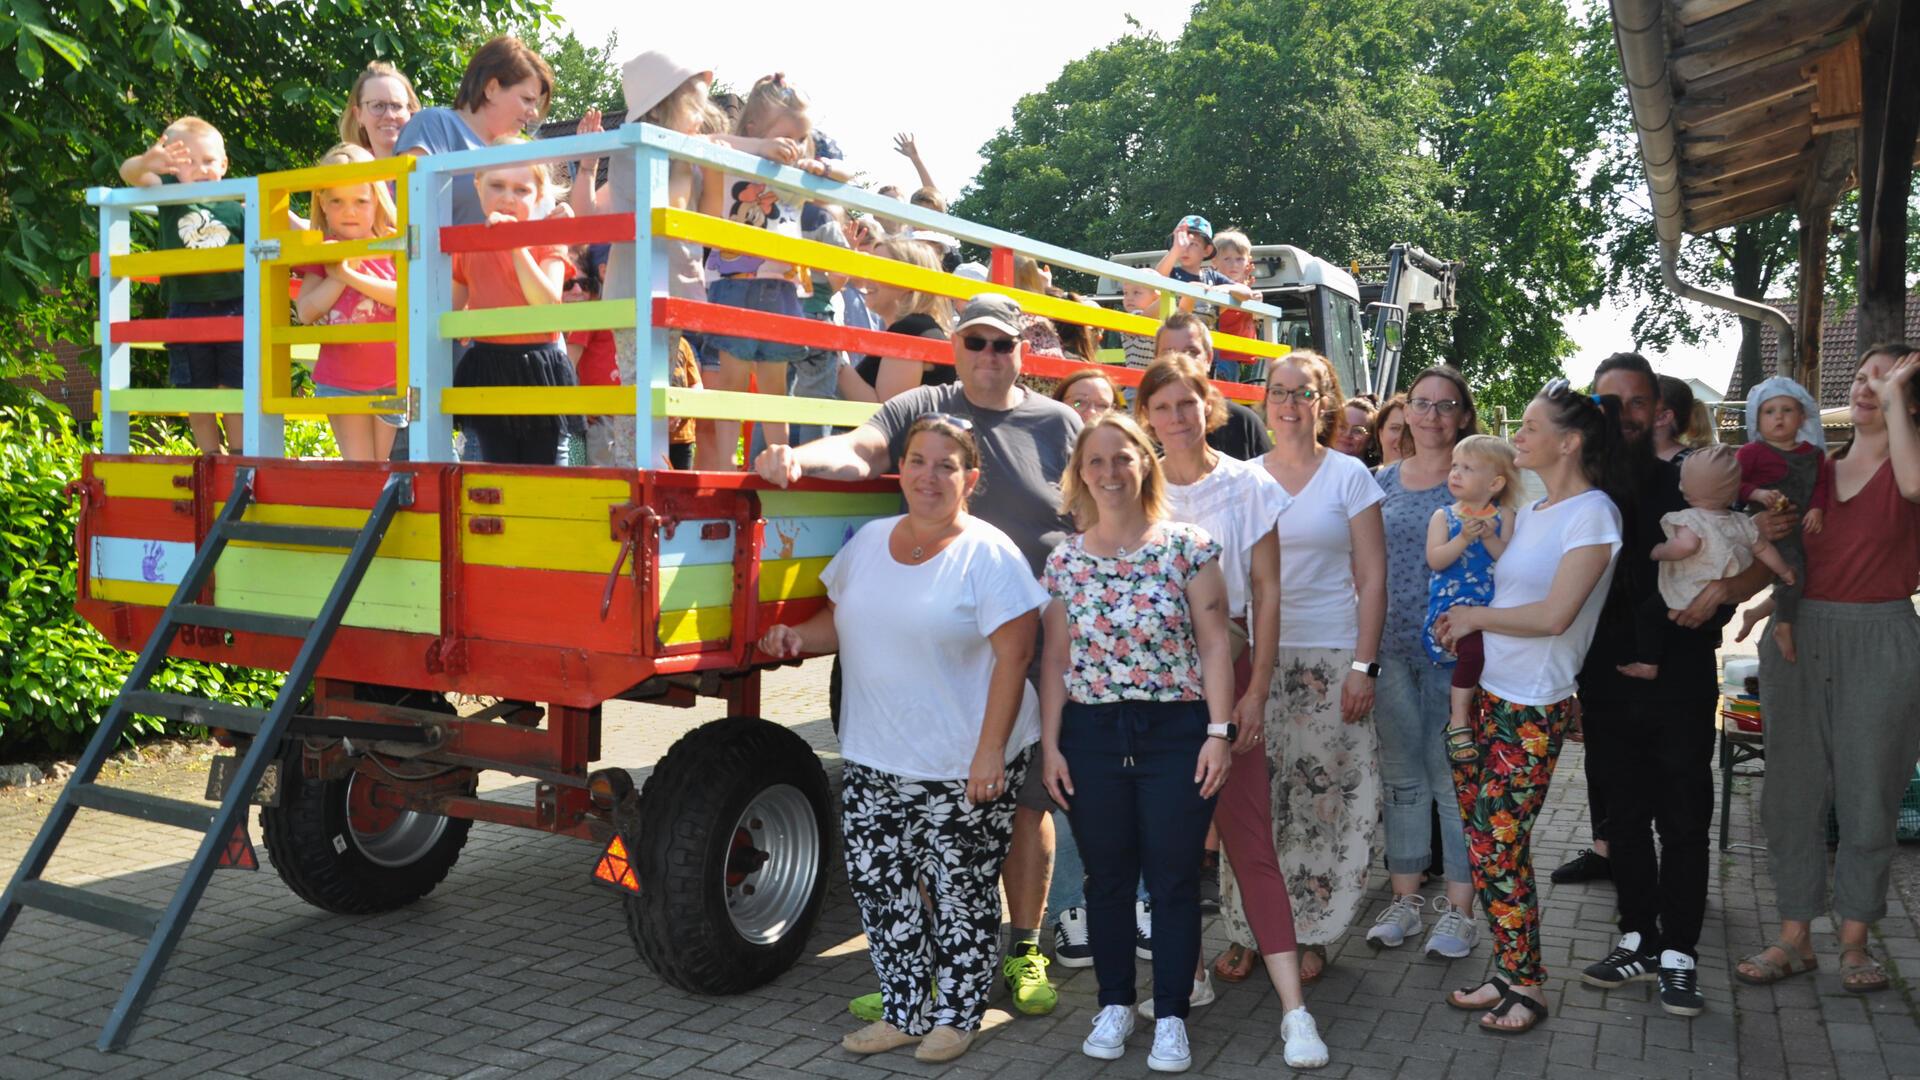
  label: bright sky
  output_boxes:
[551,0,1739,394]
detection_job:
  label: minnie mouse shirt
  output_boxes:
[705,175,803,280]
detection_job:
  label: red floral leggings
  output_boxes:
[1451,690,1573,986]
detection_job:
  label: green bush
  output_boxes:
[0,404,286,760]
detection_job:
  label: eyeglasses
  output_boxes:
[961,334,1017,355]
[1347,424,1372,437]
[363,100,413,117]
[1408,397,1462,416]
[924,412,974,431]
[1266,386,1320,404]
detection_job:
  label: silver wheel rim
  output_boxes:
[723,783,819,944]
[346,772,450,868]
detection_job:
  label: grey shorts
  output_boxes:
[1015,749,1057,812]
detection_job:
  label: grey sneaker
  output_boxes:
[1423,898,1478,959]
[1364,893,1426,949]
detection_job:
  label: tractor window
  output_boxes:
[1320,291,1367,397]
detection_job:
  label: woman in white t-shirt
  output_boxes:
[1433,380,1625,1034]
[1253,350,1388,985]
[757,416,1047,1065]
[1132,355,1327,1068]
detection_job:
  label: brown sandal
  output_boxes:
[1734,939,1818,985]
[1213,943,1258,982]
[1839,946,1890,994]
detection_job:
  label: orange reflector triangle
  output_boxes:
[591,834,640,894]
[215,821,258,871]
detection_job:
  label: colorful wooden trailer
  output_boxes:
[0,124,1291,1050]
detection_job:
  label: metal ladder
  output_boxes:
[0,465,414,1051]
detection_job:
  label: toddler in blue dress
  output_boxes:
[1422,435,1521,764]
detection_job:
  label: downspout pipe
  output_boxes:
[1611,0,1796,372]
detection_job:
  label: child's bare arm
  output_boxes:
[1752,538,1796,585]
[1649,525,1701,562]
[120,139,186,187]
[451,280,469,311]
[330,262,398,308]
[1480,507,1515,560]
[568,109,611,217]
[295,270,347,324]
[1426,509,1469,571]
[511,250,566,306]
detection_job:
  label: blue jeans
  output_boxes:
[1375,655,1471,882]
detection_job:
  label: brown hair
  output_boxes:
[1053,368,1124,411]
[338,62,421,151]
[1134,352,1227,435]
[1403,364,1480,447]
[1837,341,1920,458]
[1266,349,1344,445]
[453,36,553,118]
[904,416,982,507]
[1372,394,1410,460]
[1154,312,1213,361]
[1060,414,1168,527]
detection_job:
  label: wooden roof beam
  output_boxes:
[1674,67,1816,125]
[1682,115,1815,161]
[1673,0,1751,26]
[1677,95,1812,136]
[1685,179,1803,230]
[1677,0,1863,57]
[1675,28,1861,94]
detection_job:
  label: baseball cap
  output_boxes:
[953,262,990,282]
[621,51,710,119]
[953,293,1023,338]
[1178,214,1214,241]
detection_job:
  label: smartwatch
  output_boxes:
[1351,659,1381,678]
[1206,722,1238,742]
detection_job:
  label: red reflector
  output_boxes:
[215,821,258,871]
[591,834,640,894]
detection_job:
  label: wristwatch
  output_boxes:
[1351,659,1381,678]
[1206,722,1238,742]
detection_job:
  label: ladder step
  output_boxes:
[12,879,162,938]
[121,690,266,734]
[174,605,313,638]
[226,521,363,548]
[68,783,216,832]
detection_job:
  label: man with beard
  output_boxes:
[1573,352,1787,1018]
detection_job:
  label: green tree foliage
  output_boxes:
[534,26,621,123]
[0,0,557,388]
[956,0,1625,413]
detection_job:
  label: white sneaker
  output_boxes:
[1423,897,1479,959]
[1364,893,1426,949]
[1147,1016,1191,1072]
[1136,969,1216,1020]
[1083,1003,1134,1060]
[1281,1007,1329,1069]
[1135,897,1154,959]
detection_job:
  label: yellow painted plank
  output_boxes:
[266,236,407,266]
[758,555,832,602]
[657,209,1291,361]
[658,562,732,610]
[261,393,406,418]
[213,501,441,562]
[658,605,731,646]
[111,246,245,279]
[91,578,176,606]
[461,473,630,521]
[657,387,881,427]
[758,490,900,518]
[213,547,438,634]
[272,323,400,346]
[106,389,244,414]
[441,386,636,416]
[461,516,622,573]
[258,155,414,197]
[439,298,636,340]
[95,461,195,501]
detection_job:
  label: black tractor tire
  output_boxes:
[260,748,473,915]
[625,716,833,995]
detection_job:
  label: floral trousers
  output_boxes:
[840,750,1029,1035]
[1266,646,1383,947]
[1451,689,1572,986]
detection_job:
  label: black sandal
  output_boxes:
[1444,723,1480,764]
[1446,975,1508,1011]
[1477,984,1548,1034]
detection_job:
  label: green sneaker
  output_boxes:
[1002,943,1058,1015]
[848,992,884,1022]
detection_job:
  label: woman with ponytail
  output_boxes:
[1432,379,1625,1034]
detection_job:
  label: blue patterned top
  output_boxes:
[1375,463,1454,662]
[1421,504,1502,665]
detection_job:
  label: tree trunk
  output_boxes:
[1732,220,1767,395]
[1795,210,1831,393]
[1855,0,1919,352]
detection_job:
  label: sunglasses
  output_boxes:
[924,411,975,431]
[564,275,597,292]
[961,334,1017,355]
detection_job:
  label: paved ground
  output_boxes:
[3,639,1919,1078]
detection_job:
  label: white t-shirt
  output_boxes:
[1164,453,1291,619]
[1261,449,1385,649]
[819,515,1048,780]
[1479,490,1623,707]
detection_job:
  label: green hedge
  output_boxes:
[0,404,348,759]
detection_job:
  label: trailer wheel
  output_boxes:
[261,754,473,915]
[626,716,832,994]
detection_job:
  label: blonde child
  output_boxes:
[1734,377,1830,662]
[294,144,402,461]
[1121,280,1162,371]
[1422,434,1521,763]
[449,135,580,464]
[1151,214,1255,327]
[1211,229,1259,382]
[119,116,246,454]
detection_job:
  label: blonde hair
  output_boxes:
[475,133,566,200]
[1060,414,1168,527]
[310,143,397,239]
[1211,229,1252,257]
[644,74,726,135]
[1014,254,1051,295]
[1265,349,1345,446]
[1454,434,1522,509]
[1134,352,1227,434]
[735,73,812,148]
[910,186,947,213]
[163,115,222,143]
[338,62,421,150]
[876,236,954,332]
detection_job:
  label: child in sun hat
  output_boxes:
[1732,376,1831,663]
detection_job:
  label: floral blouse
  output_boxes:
[1043,522,1221,704]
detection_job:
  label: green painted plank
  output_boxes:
[758,489,900,518]
[656,386,881,427]
[656,562,733,610]
[213,547,439,634]
[108,389,245,413]
[439,298,635,340]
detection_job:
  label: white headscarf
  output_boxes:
[1745,376,1825,450]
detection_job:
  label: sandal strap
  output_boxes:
[1453,975,1509,999]
[1490,986,1549,1019]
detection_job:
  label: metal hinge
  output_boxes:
[246,239,281,260]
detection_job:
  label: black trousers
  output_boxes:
[1582,697,1717,956]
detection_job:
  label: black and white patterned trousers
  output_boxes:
[840,748,1031,1035]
